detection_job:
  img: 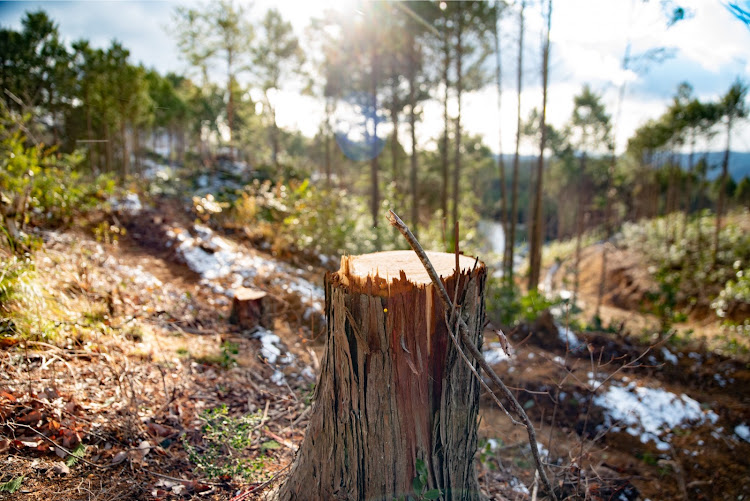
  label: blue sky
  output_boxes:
[1,0,749,154]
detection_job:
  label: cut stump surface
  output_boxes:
[278,250,486,501]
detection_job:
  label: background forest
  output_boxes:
[1,1,750,500]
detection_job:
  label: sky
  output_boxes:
[1,0,749,155]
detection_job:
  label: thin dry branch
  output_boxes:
[386,209,557,500]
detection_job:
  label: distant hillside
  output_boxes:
[493,152,750,181]
[675,151,750,181]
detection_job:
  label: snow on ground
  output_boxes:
[661,347,678,364]
[594,381,719,451]
[165,223,324,312]
[554,321,582,350]
[735,423,750,442]
[482,342,510,365]
[109,192,143,215]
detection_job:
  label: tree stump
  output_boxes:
[278,250,486,501]
[229,287,267,330]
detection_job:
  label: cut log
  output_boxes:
[229,287,267,330]
[278,250,486,501]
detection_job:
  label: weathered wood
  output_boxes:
[229,287,267,330]
[278,250,486,501]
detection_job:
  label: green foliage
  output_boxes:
[0,110,116,235]
[231,178,406,256]
[0,476,24,493]
[182,405,267,482]
[621,212,750,336]
[65,443,87,467]
[711,261,750,337]
[486,279,562,327]
[409,458,442,501]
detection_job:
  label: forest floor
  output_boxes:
[1,195,749,500]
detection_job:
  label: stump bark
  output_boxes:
[229,287,267,330]
[278,250,486,501]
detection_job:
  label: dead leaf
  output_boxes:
[51,462,70,475]
[0,391,16,402]
[147,422,173,437]
[111,451,127,465]
[18,410,42,425]
[137,440,152,458]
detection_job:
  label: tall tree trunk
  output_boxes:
[494,0,509,274]
[104,122,113,173]
[452,2,463,252]
[133,127,141,174]
[573,163,585,306]
[714,118,732,264]
[119,120,129,180]
[279,251,486,501]
[528,0,551,292]
[408,36,419,238]
[325,99,333,189]
[85,95,96,174]
[441,18,451,225]
[508,0,525,285]
[271,104,279,171]
[227,58,235,159]
[370,42,381,248]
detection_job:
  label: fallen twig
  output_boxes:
[387,209,557,500]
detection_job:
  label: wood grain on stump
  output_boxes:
[278,250,486,501]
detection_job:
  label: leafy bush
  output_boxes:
[486,278,562,327]
[0,110,116,244]
[711,261,750,337]
[227,178,404,257]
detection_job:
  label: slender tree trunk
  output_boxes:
[85,95,96,174]
[408,37,419,237]
[714,118,732,264]
[441,19,451,224]
[528,0,551,292]
[573,167,585,305]
[370,42,381,248]
[104,122,113,173]
[494,1,509,274]
[452,2,463,251]
[325,99,333,188]
[271,104,279,171]
[279,251,486,501]
[508,0,525,285]
[391,105,399,198]
[227,57,235,159]
[133,127,141,174]
[119,120,129,180]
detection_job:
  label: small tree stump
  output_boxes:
[229,287,267,330]
[278,250,486,500]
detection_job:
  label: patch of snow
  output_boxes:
[482,342,509,365]
[110,192,142,215]
[509,477,529,495]
[552,355,566,366]
[554,321,582,349]
[254,328,282,365]
[486,438,500,451]
[270,370,286,386]
[688,352,701,360]
[661,347,678,364]
[735,424,750,442]
[300,366,316,382]
[594,381,719,450]
[113,264,162,289]
[714,374,727,387]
